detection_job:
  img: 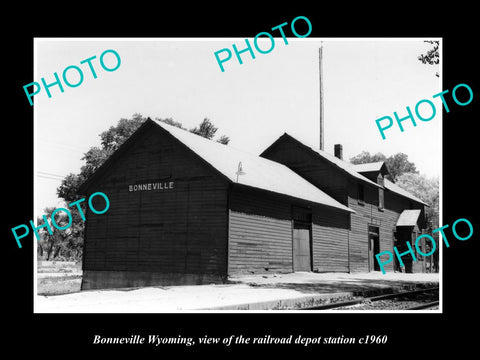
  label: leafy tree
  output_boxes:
[37,206,85,261]
[80,147,114,180]
[189,118,230,144]
[386,153,418,182]
[418,40,439,77]
[350,151,387,164]
[57,114,230,203]
[395,172,440,272]
[190,118,217,139]
[216,135,230,145]
[395,172,439,229]
[56,173,87,203]
[349,151,418,182]
[100,113,148,151]
[190,118,230,145]
[157,117,184,129]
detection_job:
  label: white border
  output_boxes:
[33,37,442,314]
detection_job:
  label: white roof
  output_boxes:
[384,179,429,206]
[352,163,428,206]
[396,209,422,226]
[288,138,381,188]
[351,162,385,173]
[153,120,354,213]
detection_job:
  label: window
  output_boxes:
[378,188,384,211]
[377,174,384,211]
[357,183,365,205]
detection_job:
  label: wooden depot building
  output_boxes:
[79,119,430,290]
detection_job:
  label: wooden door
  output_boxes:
[293,221,312,271]
[368,226,380,272]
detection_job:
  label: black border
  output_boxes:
[5,4,478,355]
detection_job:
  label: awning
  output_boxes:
[396,209,421,227]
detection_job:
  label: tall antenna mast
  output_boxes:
[319,42,325,151]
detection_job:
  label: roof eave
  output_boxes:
[232,182,355,213]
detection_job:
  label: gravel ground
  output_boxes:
[337,299,439,310]
[331,288,439,310]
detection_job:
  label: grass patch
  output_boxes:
[37,261,83,296]
[37,276,82,296]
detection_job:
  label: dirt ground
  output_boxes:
[35,263,440,313]
[37,261,82,295]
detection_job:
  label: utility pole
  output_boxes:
[319,43,324,151]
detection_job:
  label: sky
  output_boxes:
[34,38,442,215]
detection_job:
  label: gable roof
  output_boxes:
[152,120,353,213]
[261,133,428,207]
[351,161,385,173]
[262,133,381,189]
[384,179,429,206]
[80,119,353,213]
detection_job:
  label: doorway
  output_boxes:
[368,225,380,272]
[293,220,312,272]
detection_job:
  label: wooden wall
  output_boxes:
[228,187,293,274]
[311,206,350,272]
[261,135,429,273]
[261,136,348,205]
[347,180,380,272]
[347,180,427,273]
[228,186,351,275]
[82,125,229,286]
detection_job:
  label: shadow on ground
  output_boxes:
[230,277,439,296]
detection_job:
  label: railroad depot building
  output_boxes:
[79,119,430,290]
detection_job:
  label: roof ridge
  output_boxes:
[151,120,354,213]
[280,133,381,188]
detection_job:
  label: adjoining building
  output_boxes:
[260,133,430,274]
[79,119,430,290]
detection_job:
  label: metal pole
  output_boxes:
[319,44,324,151]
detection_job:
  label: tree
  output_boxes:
[216,135,230,145]
[80,147,114,180]
[396,172,440,273]
[189,118,230,144]
[385,153,418,182]
[57,114,230,203]
[190,118,217,139]
[349,151,418,182]
[57,113,149,203]
[395,172,439,229]
[350,151,386,164]
[56,173,87,203]
[36,206,85,261]
[100,113,148,152]
[418,40,439,78]
[156,117,184,130]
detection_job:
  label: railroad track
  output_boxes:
[407,301,439,310]
[302,287,439,310]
